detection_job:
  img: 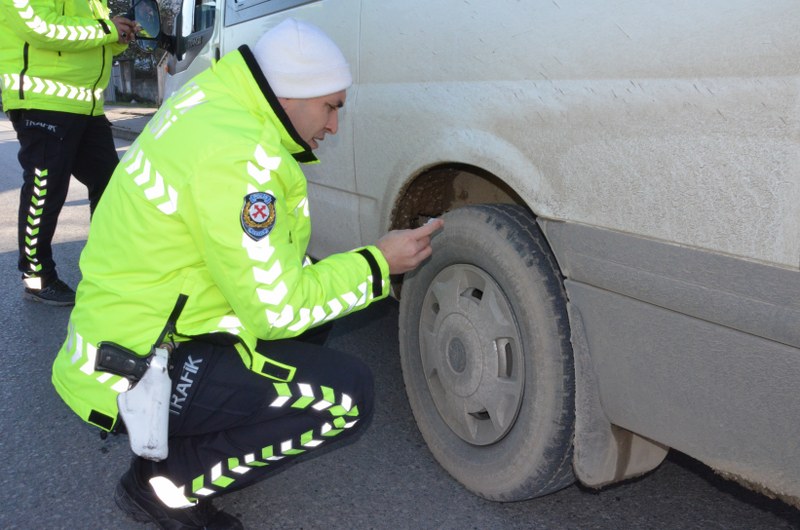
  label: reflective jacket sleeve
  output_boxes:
[187,140,390,341]
[2,0,119,52]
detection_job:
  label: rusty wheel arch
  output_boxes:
[388,163,528,297]
[389,163,527,231]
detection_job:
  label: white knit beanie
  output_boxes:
[252,18,352,99]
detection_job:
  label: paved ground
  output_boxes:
[106,105,157,140]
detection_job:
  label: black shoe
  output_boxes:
[23,278,75,306]
[114,466,243,530]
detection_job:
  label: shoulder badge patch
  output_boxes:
[241,192,276,241]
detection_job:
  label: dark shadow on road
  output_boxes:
[666,450,800,526]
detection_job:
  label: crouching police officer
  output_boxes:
[51,18,443,529]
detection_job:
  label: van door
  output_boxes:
[163,0,220,96]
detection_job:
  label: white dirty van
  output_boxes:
[143,0,800,506]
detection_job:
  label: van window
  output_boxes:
[193,0,216,32]
[225,0,317,26]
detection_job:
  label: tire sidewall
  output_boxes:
[399,205,574,500]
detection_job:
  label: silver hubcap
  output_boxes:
[419,264,525,445]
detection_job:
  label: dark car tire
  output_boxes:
[399,203,575,501]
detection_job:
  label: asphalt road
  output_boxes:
[0,115,798,529]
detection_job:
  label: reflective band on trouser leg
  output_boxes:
[22,167,47,288]
[148,381,363,508]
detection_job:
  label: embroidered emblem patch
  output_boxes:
[241,192,276,241]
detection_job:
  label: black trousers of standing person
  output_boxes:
[9,109,118,287]
[131,326,375,507]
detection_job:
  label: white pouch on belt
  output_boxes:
[116,346,171,461]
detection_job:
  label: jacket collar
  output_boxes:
[238,45,318,164]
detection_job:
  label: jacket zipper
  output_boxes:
[90,47,105,114]
[88,0,104,113]
[19,43,29,100]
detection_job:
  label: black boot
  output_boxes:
[114,459,243,529]
[22,277,75,306]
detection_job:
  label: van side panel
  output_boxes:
[354,0,800,268]
[542,219,800,501]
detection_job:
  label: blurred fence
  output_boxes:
[105,59,158,104]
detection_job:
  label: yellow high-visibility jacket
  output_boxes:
[51,46,390,431]
[0,0,125,115]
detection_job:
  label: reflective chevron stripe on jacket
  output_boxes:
[0,0,124,115]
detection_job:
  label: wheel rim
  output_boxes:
[418,264,525,446]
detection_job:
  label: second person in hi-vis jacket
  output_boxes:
[0,0,138,305]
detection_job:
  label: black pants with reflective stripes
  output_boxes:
[137,335,374,503]
[10,109,118,284]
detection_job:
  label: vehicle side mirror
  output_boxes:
[125,0,166,53]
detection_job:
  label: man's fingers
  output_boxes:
[411,237,429,257]
[412,218,444,239]
[416,244,433,263]
[409,218,442,261]
[113,17,138,42]
[375,219,444,274]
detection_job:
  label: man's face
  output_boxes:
[279,90,346,150]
